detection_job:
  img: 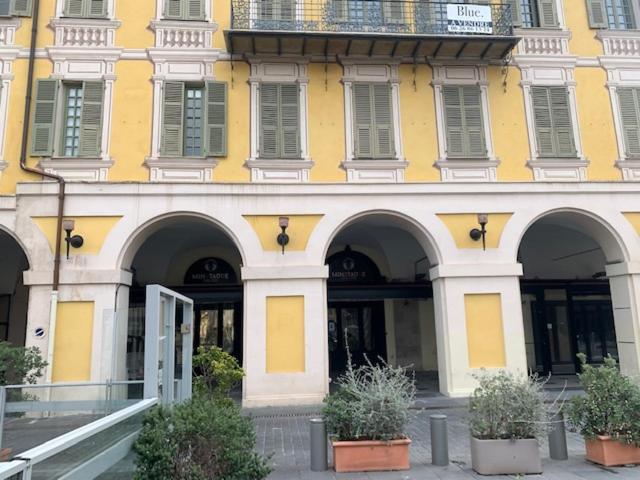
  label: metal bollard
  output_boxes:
[548,412,568,460]
[430,414,449,466]
[309,417,328,471]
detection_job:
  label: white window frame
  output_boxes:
[519,63,588,181]
[146,50,220,182]
[246,60,313,183]
[154,0,212,22]
[341,62,407,183]
[602,59,640,180]
[55,0,115,19]
[432,64,498,182]
[0,18,19,178]
[605,0,640,30]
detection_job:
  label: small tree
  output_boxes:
[192,346,244,399]
[0,341,47,404]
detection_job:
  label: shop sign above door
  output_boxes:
[184,257,237,285]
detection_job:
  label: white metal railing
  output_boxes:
[0,398,157,480]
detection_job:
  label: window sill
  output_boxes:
[615,159,640,181]
[527,158,589,181]
[145,156,219,182]
[38,156,114,182]
[245,158,314,183]
[341,159,408,183]
[435,158,499,182]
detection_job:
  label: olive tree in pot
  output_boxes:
[567,354,640,467]
[468,370,556,475]
[322,358,416,473]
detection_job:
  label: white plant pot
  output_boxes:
[470,437,542,475]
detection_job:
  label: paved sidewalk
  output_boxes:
[251,406,640,480]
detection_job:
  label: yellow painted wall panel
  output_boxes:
[464,293,506,368]
[565,0,604,58]
[401,64,440,182]
[52,301,94,382]
[575,68,620,180]
[307,63,346,182]
[243,215,323,251]
[116,0,155,49]
[32,216,122,255]
[213,0,230,49]
[437,213,513,249]
[623,213,640,236]
[266,296,305,373]
[488,67,531,181]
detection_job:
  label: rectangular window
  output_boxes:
[63,0,107,18]
[442,85,486,158]
[260,83,300,159]
[31,79,105,158]
[160,81,227,157]
[521,0,540,27]
[606,0,636,29]
[0,0,9,16]
[531,86,577,158]
[0,0,33,16]
[258,0,295,21]
[352,83,395,159]
[508,0,557,28]
[164,0,205,21]
[617,88,640,156]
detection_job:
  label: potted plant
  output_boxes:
[468,370,554,475]
[567,354,640,467]
[322,358,415,473]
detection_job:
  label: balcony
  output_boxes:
[225,1,518,61]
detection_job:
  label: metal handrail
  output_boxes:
[230,0,514,37]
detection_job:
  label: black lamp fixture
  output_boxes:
[62,219,84,259]
[469,213,489,250]
[277,216,290,255]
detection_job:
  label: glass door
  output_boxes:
[572,299,618,365]
[195,302,242,363]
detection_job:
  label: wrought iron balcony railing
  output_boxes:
[230,0,514,38]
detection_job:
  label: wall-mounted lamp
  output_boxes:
[277,216,290,255]
[62,219,84,259]
[469,213,489,250]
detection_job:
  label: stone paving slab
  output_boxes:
[251,407,640,479]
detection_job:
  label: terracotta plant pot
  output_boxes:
[0,448,12,462]
[586,435,640,466]
[332,438,411,473]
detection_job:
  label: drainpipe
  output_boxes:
[18,0,66,383]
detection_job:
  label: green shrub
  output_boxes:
[468,370,554,440]
[192,346,244,399]
[323,359,416,441]
[134,397,271,480]
[0,341,47,387]
[567,354,640,446]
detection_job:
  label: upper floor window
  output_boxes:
[587,0,637,29]
[63,0,107,18]
[31,79,105,158]
[531,86,577,158]
[259,83,300,159]
[258,0,295,22]
[352,83,395,159]
[164,0,205,21]
[617,88,640,157]
[0,0,32,17]
[442,85,486,158]
[160,81,227,157]
[509,0,558,28]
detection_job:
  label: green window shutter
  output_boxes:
[549,87,576,156]
[64,0,83,16]
[88,0,107,18]
[280,84,300,158]
[383,1,404,24]
[531,87,555,156]
[618,88,640,157]
[186,0,205,20]
[461,86,486,157]
[78,81,104,157]
[0,0,10,16]
[279,0,295,21]
[332,0,348,22]
[505,0,522,27]
[372,83,395,158]
[205,81,227,157]
[443,86,465,157]
[537,0,558,27]
[161,82,185,156]
[31,79,59,156]
[10,0,32,16]
[586,0,608,28]
[164,0,182,19]
[353,83,373,158]
[260,84,280,158]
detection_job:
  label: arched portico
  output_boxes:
[0,227,30,346]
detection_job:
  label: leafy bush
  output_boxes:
[192,346,244,399]
[468,370,555,440]
[134,397,271,480]
[323,359,416,441]
[567,354,640,446]
[0,341,47,387]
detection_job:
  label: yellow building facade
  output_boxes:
[0,0,639,406]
